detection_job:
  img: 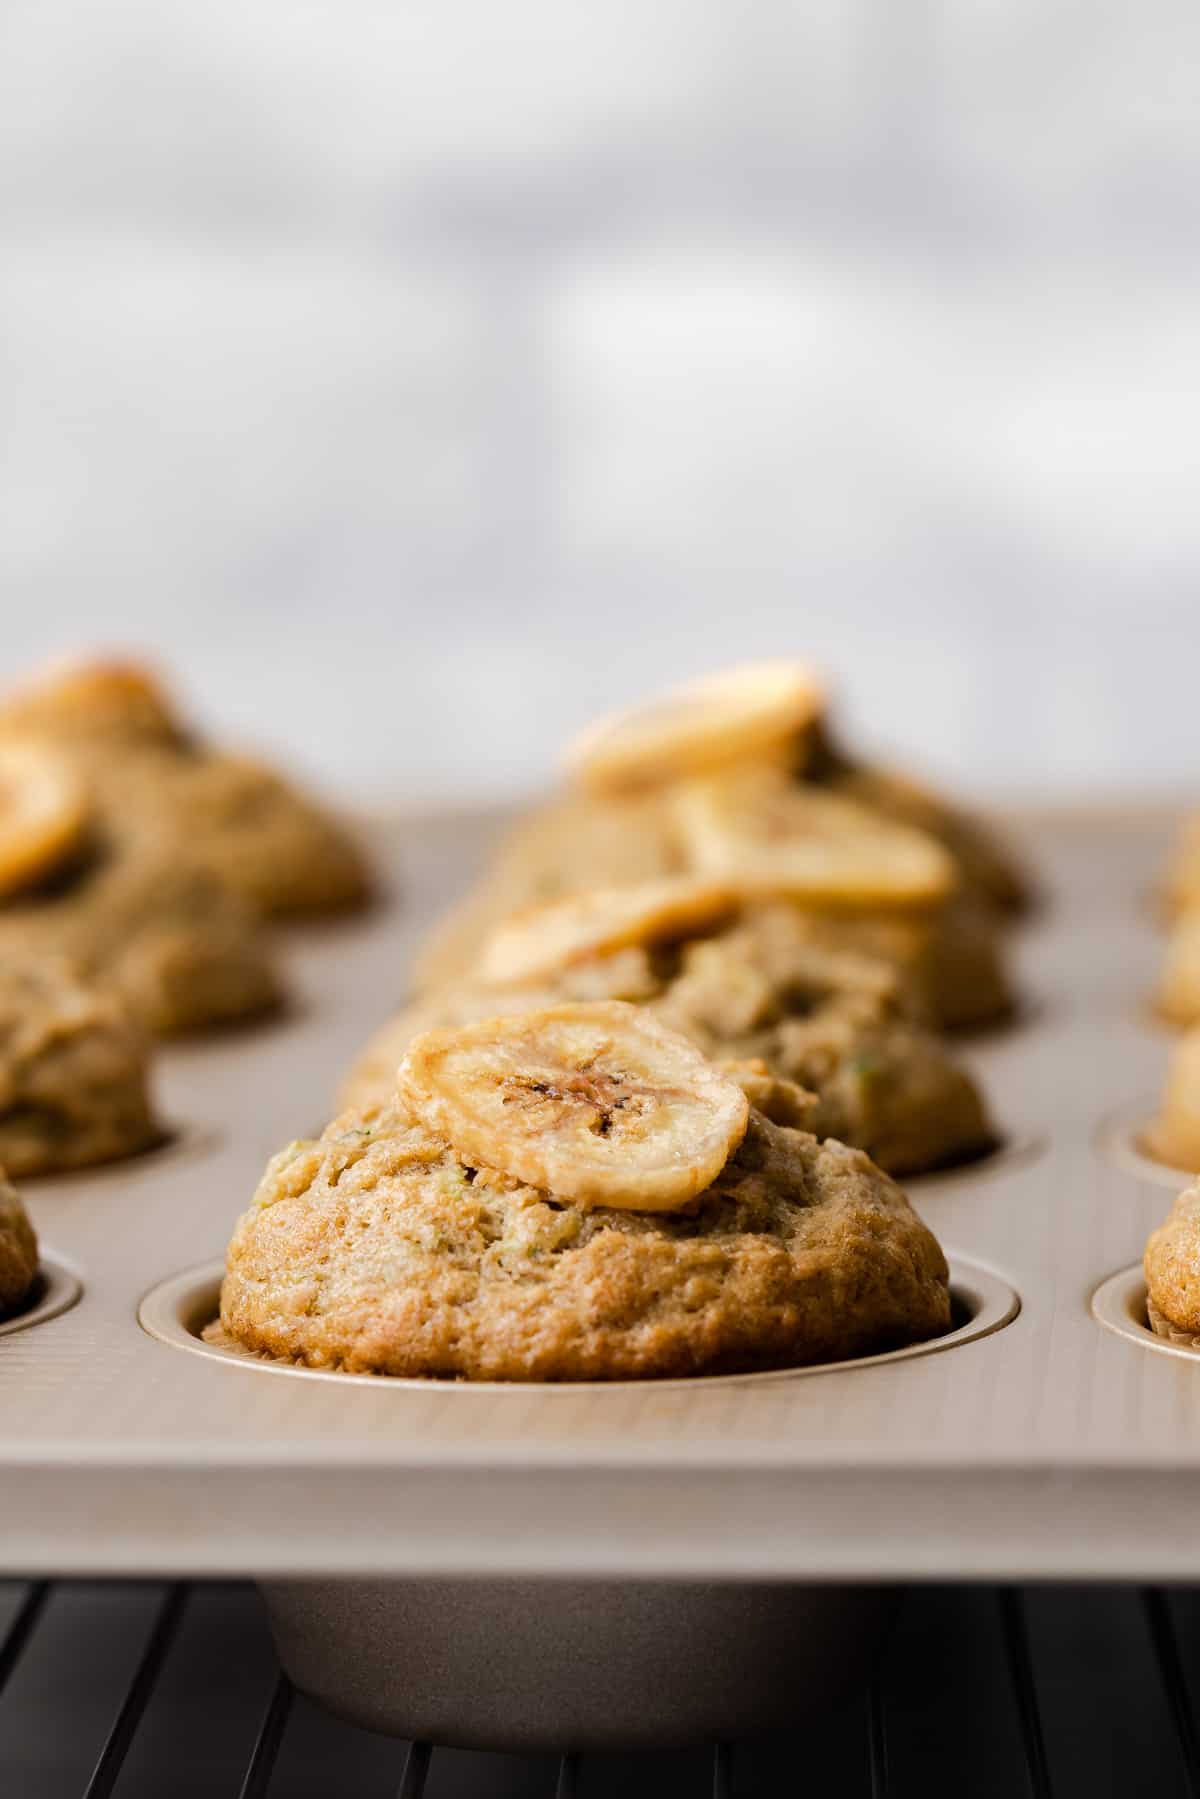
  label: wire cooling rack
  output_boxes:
[1,1581,1198,1798]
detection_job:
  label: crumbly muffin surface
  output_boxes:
[217,1095,951,1381]
[0,1172,38,1313]
[0,956,161,1175]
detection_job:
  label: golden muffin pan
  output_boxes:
[2,801,1199,1591]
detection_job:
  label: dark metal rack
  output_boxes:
[2,1581,1199,1797]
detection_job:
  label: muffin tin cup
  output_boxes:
[0,1251,82,1339]
[138,1255,1019,1390]
[260,1575,896,1751]
[1092,1264,1200,1360]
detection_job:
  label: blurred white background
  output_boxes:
[1,2,1196,804]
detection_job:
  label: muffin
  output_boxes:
[346,881,995,1178]
[0,956,162,1175]
[1145,1182,1200,1348]
[1143,1029,1200,1175]
[97,747,372,921]
[732,899,1014,1035]
[811,757,1032,917]
[1163,816,1200,916]
[0,846,283,1038]
[564,661,1032,914]
[217,1003,951,1381]
[0,1172,38,1315]
[1154,909,1200,1029]
[0,655,371,922]
[0,729,281,1036]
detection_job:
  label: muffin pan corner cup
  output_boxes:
[9,804,1200,1750]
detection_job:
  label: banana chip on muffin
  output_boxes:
[216,1002,951,1381]
[0,1171,38,1315]
[415,665,1021,1011]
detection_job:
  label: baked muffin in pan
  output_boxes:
[346,880,995,1179]
[1163,816,1200,916]
[0,656,371,922]
[0,732,282,1037]
[1143,1028,1200,1175]
[568,661,1033,916]
[0,956,162,1176]
[0,845,283,1039]
[1145,1181,1200,1348]
[1154,909,1200,1030]
[0,1172,38,1315]
[416,667,1020,1024]
[216,1002,951,1381]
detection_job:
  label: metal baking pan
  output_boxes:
[2,802,1197,1745]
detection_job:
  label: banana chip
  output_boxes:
[567,661,825,794]
[477,877,737,985]
[397,1000,749,1210]
[673,768,957,910]
[0,657,180,744]
[0,740,91,898]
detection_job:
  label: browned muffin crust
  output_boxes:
[217,1091,951,1382]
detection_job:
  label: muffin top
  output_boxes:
[95,748,372,919]
[220,1002,950,1382]
[0,1171,38,1314]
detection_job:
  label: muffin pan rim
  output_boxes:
[0,1249,83,1339]
[903,1128,1046,1191]
[138,1252,1020,1391]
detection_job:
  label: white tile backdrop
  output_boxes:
[1,2,1197,804]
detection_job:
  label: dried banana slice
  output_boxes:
[397,1000,749,1210]
[0,740,91,898]
[674,767,957,910]
[477,877,737,985]
[567,661,826,794]
[0,656,180,744]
